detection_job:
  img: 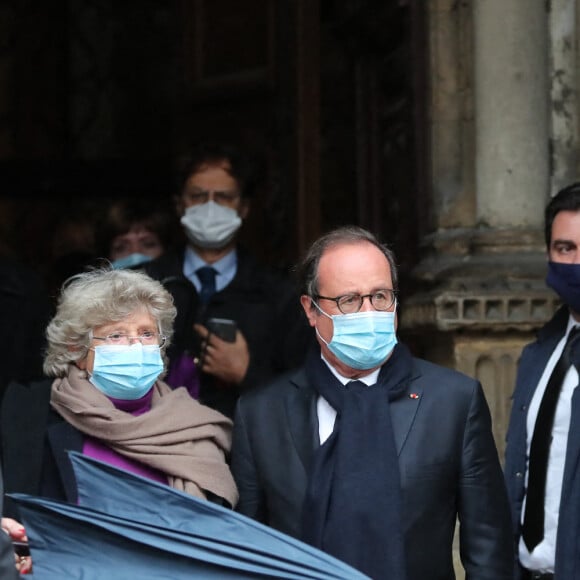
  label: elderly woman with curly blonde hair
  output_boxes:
[1,268,238,520]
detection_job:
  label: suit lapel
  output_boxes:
[390,370,423,456]
[519,307,571,407]
[284,369,318,475]
[517,337,562,409]
[559,334,580,505]
[561,388,580,504]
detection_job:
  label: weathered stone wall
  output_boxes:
[408,1,580,575]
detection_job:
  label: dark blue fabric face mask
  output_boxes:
[546,261,580,313]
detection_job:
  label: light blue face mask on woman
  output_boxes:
[314,303,398,370]
[89,343,164,400]
[111,253,153,270]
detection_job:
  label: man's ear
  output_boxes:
[174,194,185,217]
[300,295,317,327]
[238,199,250,220]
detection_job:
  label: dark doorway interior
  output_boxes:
[0,0,424,292]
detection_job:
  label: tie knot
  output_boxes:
[346,380,367,393]
[196,266,217,285]
[196,266,217,304]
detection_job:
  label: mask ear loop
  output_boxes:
[310,297,333,347]
[86,329,96,355]
[310,297,332,319]
[156,323,167,350]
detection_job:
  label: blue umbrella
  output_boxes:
[10,453,369,579]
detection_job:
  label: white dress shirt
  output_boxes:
[519,316,580,573]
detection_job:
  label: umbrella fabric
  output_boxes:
[9,497,241,580]
[10,453,369,579]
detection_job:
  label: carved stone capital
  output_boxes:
[402,282,560,332]
[412,226,546,282]
[402,227,559,332]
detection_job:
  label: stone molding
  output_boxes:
[403,286,560,332]
[404,225,557,331]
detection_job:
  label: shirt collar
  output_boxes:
[320,353,381,386]
[566,313,580,336]
[183,246,237,283]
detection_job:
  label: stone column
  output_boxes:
[474,0,549,228]
[550,0,580,194]
[406,3,563,578]
[404,0,555,463]
[401,0,556,579]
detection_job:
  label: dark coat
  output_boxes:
[0,379,82,518]
[0,463,18,580]
[143,247,313,417]
[504,306,580,579]
[0,257,50,401]
[231,354,514,580]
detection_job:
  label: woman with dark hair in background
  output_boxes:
[96,198,180,269]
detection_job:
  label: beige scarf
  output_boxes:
[50,365,239,507]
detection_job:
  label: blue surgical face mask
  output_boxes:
[313,302,398,370]
[547,261,580,314]
[111,253,154,270]
[89,344,164,400]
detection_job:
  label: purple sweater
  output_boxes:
[82,388,167,484]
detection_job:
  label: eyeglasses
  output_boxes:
[314,289,397,315]
[91,331,167,347]
[182,189,240,206]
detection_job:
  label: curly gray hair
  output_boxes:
[43,268,176,377]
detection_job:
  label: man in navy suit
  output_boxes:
[144,142,312,418]
[505,183,580,580]
[232,225,513,580]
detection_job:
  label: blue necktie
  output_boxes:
[196,266,217,305]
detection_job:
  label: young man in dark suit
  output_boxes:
[232,225,513,580]
[505,183,580,580]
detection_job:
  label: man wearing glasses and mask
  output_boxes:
[231,226,513,580]
[144,142,311,418]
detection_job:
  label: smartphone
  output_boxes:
[12,540,30,557]
[206,318,237,343]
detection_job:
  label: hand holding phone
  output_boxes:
[2,517,31,572]
[206,318,237,343]
[196,318,237,368]
[194,320,249,383]
[12,540,30,557]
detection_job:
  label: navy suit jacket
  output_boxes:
[504,306,580,579]
[232,353,514,580]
